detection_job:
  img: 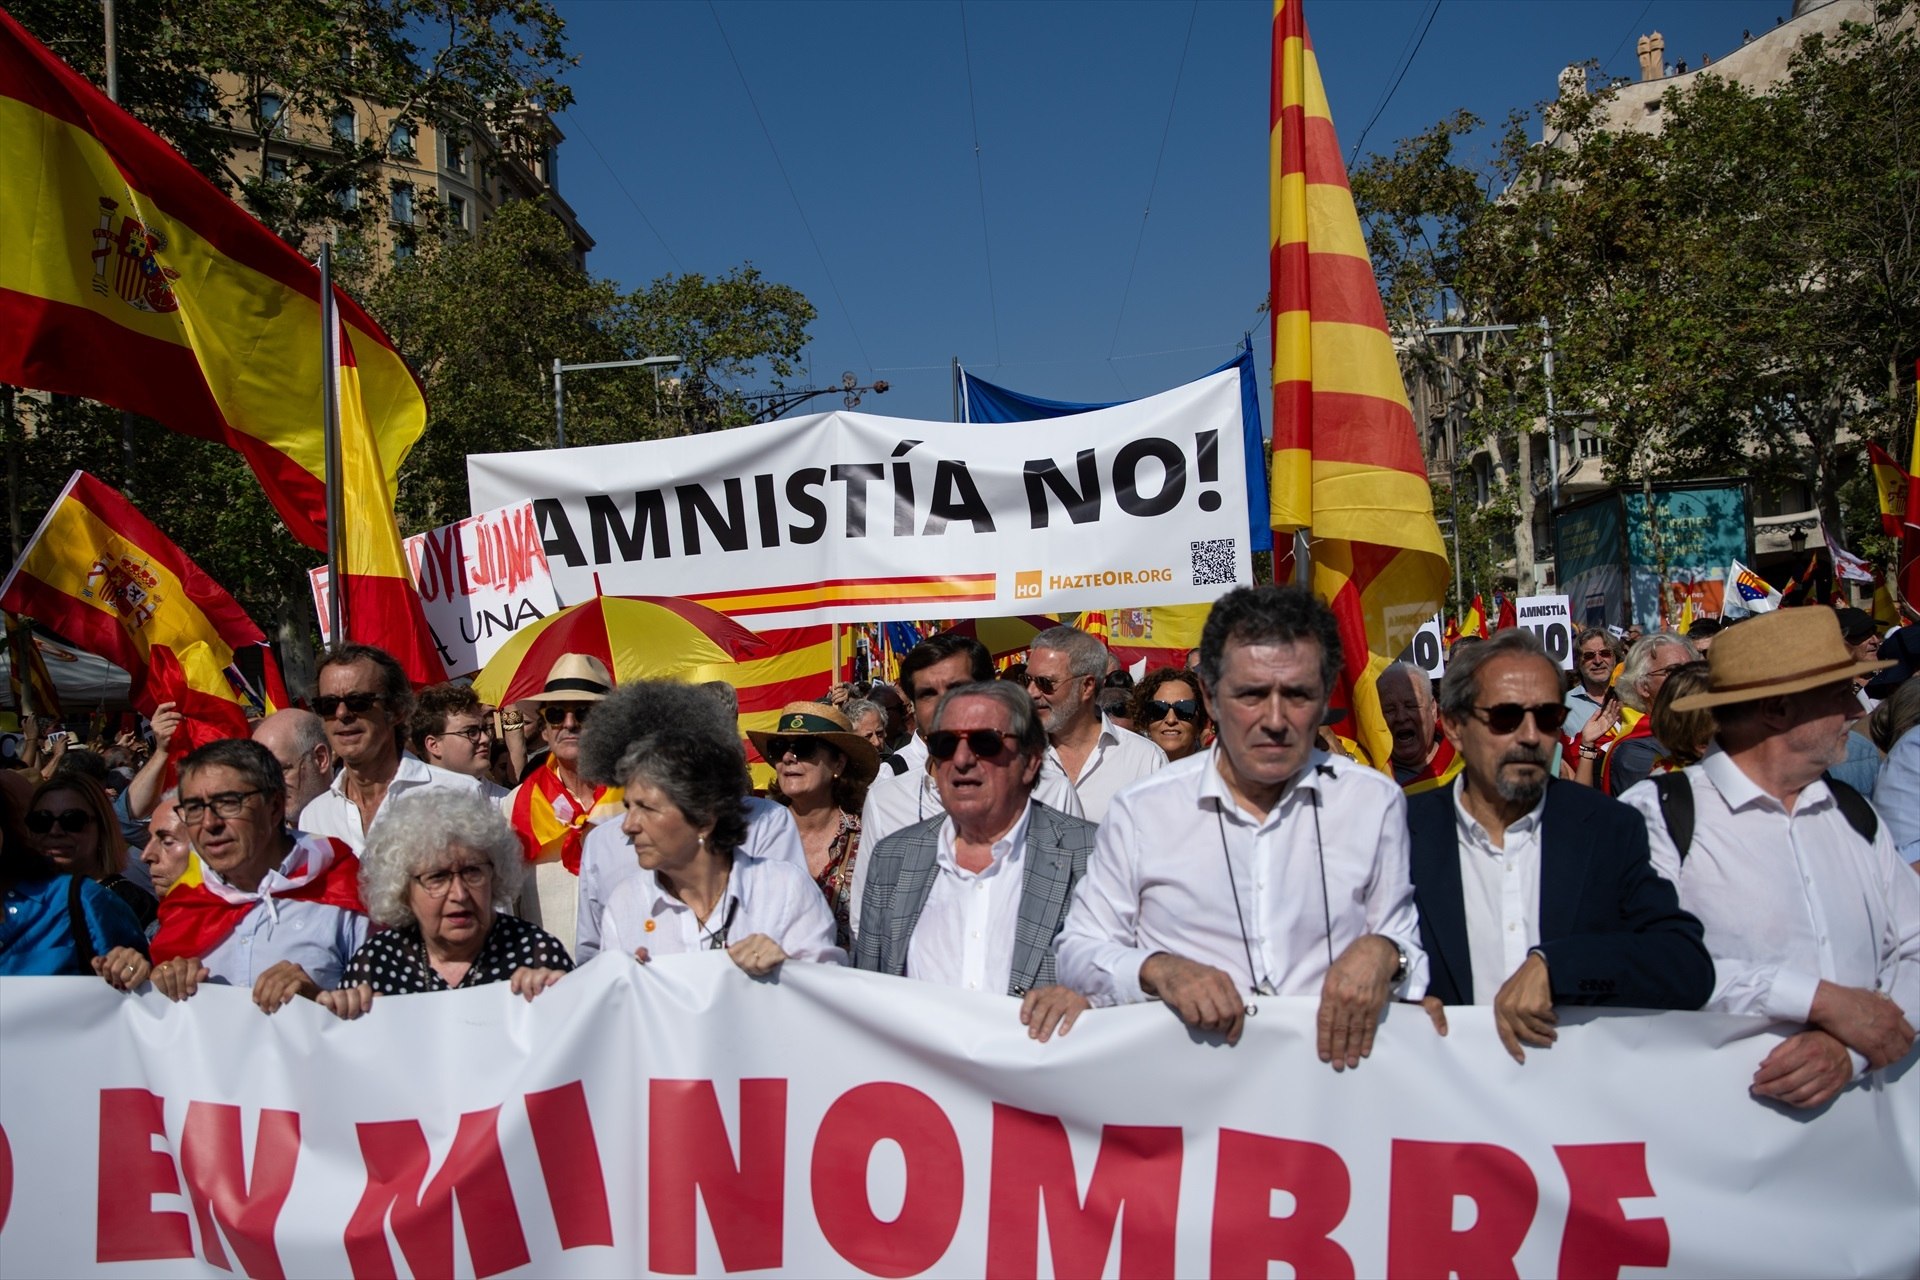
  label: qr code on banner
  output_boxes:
[1191,538,1236,586]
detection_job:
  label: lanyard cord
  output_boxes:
[703,895,740,951]
[1217,764,1338,999]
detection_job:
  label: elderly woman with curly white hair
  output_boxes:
[318,789,572,1018]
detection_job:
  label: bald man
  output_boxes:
[252,708,335,816]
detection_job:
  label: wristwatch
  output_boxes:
[1384,938,1409,986]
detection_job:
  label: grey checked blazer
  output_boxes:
[853,802,1097,995]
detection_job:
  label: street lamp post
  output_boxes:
[552,354,684,448]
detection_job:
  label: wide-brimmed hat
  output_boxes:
[746,702,879,786]
[1671,608,1894,711]
[520,653,614,702]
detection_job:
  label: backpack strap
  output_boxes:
[66,875,96,968]
[1653,771,1695,864]
[1822,774,1880,845]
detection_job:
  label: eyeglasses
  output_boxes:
[1645,663,1690,682]
[926,728,1020,761]
[177,790,266,824]
[26,808,93,835]
[1470,703,1572,734]
[439,725,491,745]
[541,702,595,727]
[1025,673,1084,696]
[315,691,383,718]
[412,864,492,896]
[1145,698,1200,723]
[1578,649,1614,663]
[767,737,825,762]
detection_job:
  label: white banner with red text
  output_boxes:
[0,955,1915,1278]
[464,371,1253,627]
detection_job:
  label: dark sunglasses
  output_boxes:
[1025,673,1085,696]
[541,702,595,727]
[1471,702,1571,734]
[926,728,1020,761]
[767,737,825,762]
[26,808,92,834]
[314,691,383,718]
[1145,698,1200,723]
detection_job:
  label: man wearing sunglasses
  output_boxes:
[852,633,1084,942]
[1057,585,1427,1070]
[1406,629,1712,1065]
[298,644,482,852]
[1026,626,1166,824]
[856,680,1099,1041]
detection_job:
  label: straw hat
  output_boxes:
[521,653,614,702]
[1670,608,1894,711]
[746,702,879,786]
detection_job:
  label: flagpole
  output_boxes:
[320,244,344,649]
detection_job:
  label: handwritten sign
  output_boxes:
[310,502,559,678]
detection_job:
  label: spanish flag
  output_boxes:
[1463,593,1487,639]
[1269,0,1449,768]
[0,12,442,684]
[0,471,274,753]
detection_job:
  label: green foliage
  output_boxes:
[1357,0,1919,556]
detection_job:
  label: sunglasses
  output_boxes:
[1471,703,1572,734]
[541,703,595,727]
[26,808,92,835]
[314,691,383,718]
[926,728,1020,761]
[1025,673,1085,696]
[767,737,826,762]
[1145,698,1200,723]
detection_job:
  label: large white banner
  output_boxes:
[2,958,1915,1278]
[466,371,1253,627]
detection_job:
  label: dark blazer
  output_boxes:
[853,802,1096,996]
[1407,779,1713,1008]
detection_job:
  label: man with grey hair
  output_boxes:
[1603,631,1697,796]
[844,696,905,776]
[857,680,1100,1041]
[1057,584,1426,1070]
[570,680,806,962]
[253,708,334,816]
[1408,628,1711,1063]
[1024,624,1166,823]
[1563,627,1619,739]
[1378,661,1457,794]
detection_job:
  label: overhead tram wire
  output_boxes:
[959,1,1002,368]
[1106,0,1200,364]
[706,1,874,374]
[556,109,684,273]
[1345,0,1442,167]
[1603,0,1658,81]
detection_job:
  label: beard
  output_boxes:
[1491,747,1550,806]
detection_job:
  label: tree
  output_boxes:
[1354,0,1920,589]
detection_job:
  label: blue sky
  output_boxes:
[552,0,1788,425]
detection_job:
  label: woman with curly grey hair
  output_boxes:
[588,681,843,974]
[318,789,572,1018]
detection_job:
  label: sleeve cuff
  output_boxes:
[1765,969,1821,1024]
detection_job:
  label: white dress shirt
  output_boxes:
[1621,753,1920,1040]
[905,802,1033,993]
[894,733,928,774]
[195,837,370,990]
[298,753,482,851]
[573,796,803,962]
[850,746,1084,943]
[1051,715,1167,823]
[597,852,843,965]
[1055,748,1427,1004]
[1451,778,1544,1002]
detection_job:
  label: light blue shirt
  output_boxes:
[195,845,369,990]
[1875,730,1920,865]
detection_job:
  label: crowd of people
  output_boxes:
[3,587,1916,1111]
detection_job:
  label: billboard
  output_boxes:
[1554,482,1751,630]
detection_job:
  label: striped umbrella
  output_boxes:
[473,595,770,706]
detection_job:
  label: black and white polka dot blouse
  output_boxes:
[342,912,574,994]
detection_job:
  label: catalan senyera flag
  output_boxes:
[0,471,270,753]
[0,12,442,683]
[1270,0,1448,767]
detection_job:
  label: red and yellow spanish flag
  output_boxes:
[1868,442,1908,540]
[0,12,442,683]
[0,471,274,754]
[1269,0,1448,768]
[1463,593,1488,639]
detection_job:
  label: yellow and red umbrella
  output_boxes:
[473,595,770,706]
